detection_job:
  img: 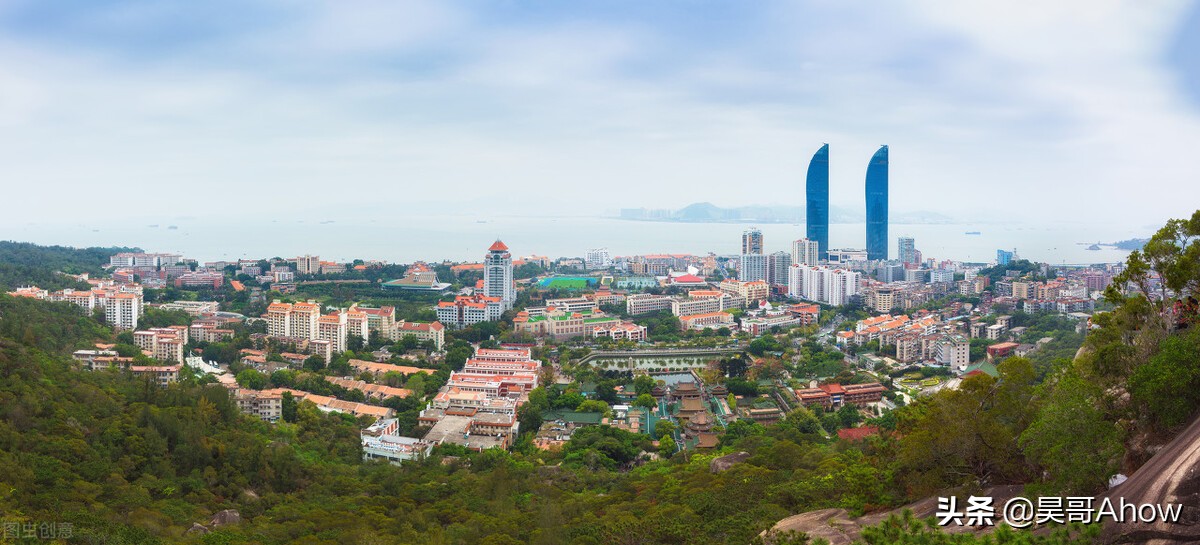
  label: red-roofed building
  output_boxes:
[987,342,1020,360]
[796,382,885,409]
[389,321,445,349]
[669,274,708,287]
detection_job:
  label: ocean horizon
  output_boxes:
[1,215,1142,266]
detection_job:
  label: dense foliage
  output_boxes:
[0,240,136,290]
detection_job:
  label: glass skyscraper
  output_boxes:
[805,143,829,260]
[865,145,889,261]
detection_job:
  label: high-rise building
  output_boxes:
[865,145,889,261]
[806,143,830,260]
[767,251,792,287]
[788,265,860,306]
[484,240,515,310]
[105,292,142,330]
[741,228,763,255]
[898,236,916,266]
[792,238,820,266]
[739,254,768,283]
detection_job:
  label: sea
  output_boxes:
[0,215,1146,266]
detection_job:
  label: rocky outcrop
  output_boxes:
[1098,414,1200,544]
[186,523,208,535]
[710,451,751,473]
[208,509,242,527]
[761,486,1026,545]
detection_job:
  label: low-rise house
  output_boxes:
[130,364,182,387]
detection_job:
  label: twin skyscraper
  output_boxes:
[804,144,889,261]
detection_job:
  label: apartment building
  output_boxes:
[788,265,861,307]
[133,326,188,363]
[263,301,367,354]
[719,279,770,302]
[105,292,142,330]
[174,271,224,289]
[390,321,445,350]
[108,252,182,268]
[357,305,397,333]
[189,323,234,343]
[72,349,134,371]
[130,364,183,387]
[235,388,283,422]
[435,294,505,329]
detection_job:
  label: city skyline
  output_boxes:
[1,2,1199,230]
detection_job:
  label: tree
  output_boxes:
[894,357,1038,496]
[633,374,655,396]
[837,403,862,428]
[575,400,612,417]
[554,391,585,410]
[595,379,619,404]
[727,393,738,411]
[1019,370,1123,494]
[720,356,749,377]
[303,355,326,372]
[405,374,426,398]
[236,368,267,390]
[781,407,824,436]
[1128,330,1200,429]
[654,420,676,440]
[1110,209,1200,307]
[281,391,298,423]
[658,435,677,457]
[633,394,657,410]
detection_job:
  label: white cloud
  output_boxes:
[0,0,1197,231]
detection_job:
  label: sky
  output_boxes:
[1,0,1199,230]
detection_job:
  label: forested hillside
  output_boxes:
[0,293,1088,545]
[0,241,137,290]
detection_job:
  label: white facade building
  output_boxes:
[788,265,860,306]
[585,248,612,270]
[739,254,768,283]
[792,238,820,266]
[105,293,142,330]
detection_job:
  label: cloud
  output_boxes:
[0,0,1197,231]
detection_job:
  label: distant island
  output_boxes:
[1081,238,1148,251]
[615,202,957,225]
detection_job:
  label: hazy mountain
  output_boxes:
[618,202,955,224]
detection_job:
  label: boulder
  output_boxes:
[185,523,209,535]
[709,451,751,473]
[209,509,242,527]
